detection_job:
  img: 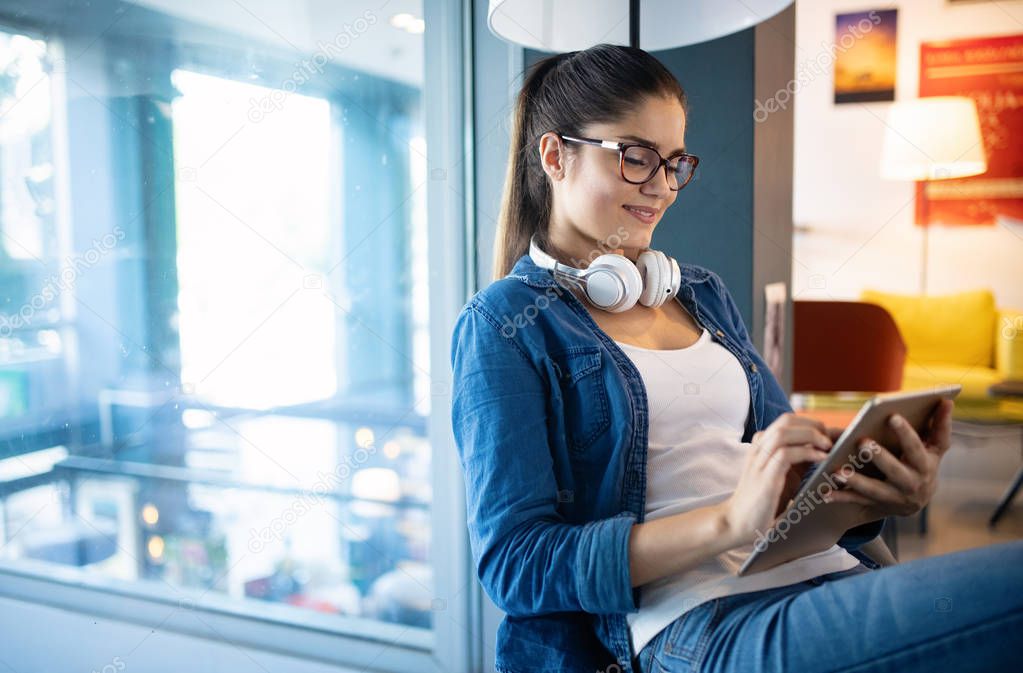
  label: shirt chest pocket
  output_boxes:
[548,346,611,454]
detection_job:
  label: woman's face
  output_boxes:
[540,94,687,265]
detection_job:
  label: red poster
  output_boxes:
[917,34,1023,226]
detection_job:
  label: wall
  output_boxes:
[793,0,1023,309]
[647,30,758,332]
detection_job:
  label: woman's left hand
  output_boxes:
[823,399,954,522]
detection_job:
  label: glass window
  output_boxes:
[0,2,451,666]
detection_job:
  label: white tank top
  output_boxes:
[614,327,860,655]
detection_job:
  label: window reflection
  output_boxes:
[0,0,431,637]
[171,68,337,409]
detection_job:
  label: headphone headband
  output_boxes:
[528,235,561,272]
[527,234,681,313]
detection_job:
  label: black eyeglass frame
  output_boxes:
[557,133,700,191]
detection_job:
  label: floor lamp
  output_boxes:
[487,0,794,51]
[879,96,988,295]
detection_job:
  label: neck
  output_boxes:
[544,229,640,269]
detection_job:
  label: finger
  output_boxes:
[887,413,929,472]
[822,489,876,508]
[831,469,905,505]
[826,426,845,442]
[764,444,830,472]
[780,425,834,452]
[927,399,954,457]
[759,414,830,448]
[783,413,828,434]
[752,435,823,470]
[753,426,833,471]
[855,438,918,493]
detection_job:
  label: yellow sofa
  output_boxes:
[859,288,1023,422]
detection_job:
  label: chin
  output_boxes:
[620,226,653,249]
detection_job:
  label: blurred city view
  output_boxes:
[0,1,436,636]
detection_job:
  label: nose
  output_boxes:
[640,163,673,198]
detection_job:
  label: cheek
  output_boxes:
[570,167,624,216]
[583,185,631,233]
[563,161,651,241]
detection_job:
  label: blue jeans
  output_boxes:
[636,539,1023,673]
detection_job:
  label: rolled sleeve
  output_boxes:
[450,301,637,617]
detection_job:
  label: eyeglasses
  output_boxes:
[558,133,699,191]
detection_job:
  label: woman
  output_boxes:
[449,44,1022,673]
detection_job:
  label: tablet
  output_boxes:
[736,384,962,577]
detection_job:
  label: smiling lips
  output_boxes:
[623,204,658,223]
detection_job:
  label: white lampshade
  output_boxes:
[879,96,987,181]
[487,0,794,52]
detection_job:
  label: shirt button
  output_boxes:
[750,363,758,372]
[715,329,724,337]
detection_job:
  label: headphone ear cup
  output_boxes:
[667,256,681,300]
[583,253,642,312]
[637,250,669,308]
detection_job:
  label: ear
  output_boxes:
[538,131,567,181]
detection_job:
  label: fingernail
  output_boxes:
[889,415,901,428]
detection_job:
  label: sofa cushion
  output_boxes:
[902,362,1000,400]
[996,308,1023,380]
[861,288,995,369]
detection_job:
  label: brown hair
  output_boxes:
[492,43,688,280]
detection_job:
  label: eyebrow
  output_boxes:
[619,134,686,156]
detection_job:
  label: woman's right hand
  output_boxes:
[720,413,834,547]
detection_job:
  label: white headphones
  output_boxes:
[528,234,681,313]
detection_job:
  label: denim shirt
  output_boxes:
[449,252,884,673]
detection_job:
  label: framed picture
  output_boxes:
[917,34,1023,226]
[834,9,898,104]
